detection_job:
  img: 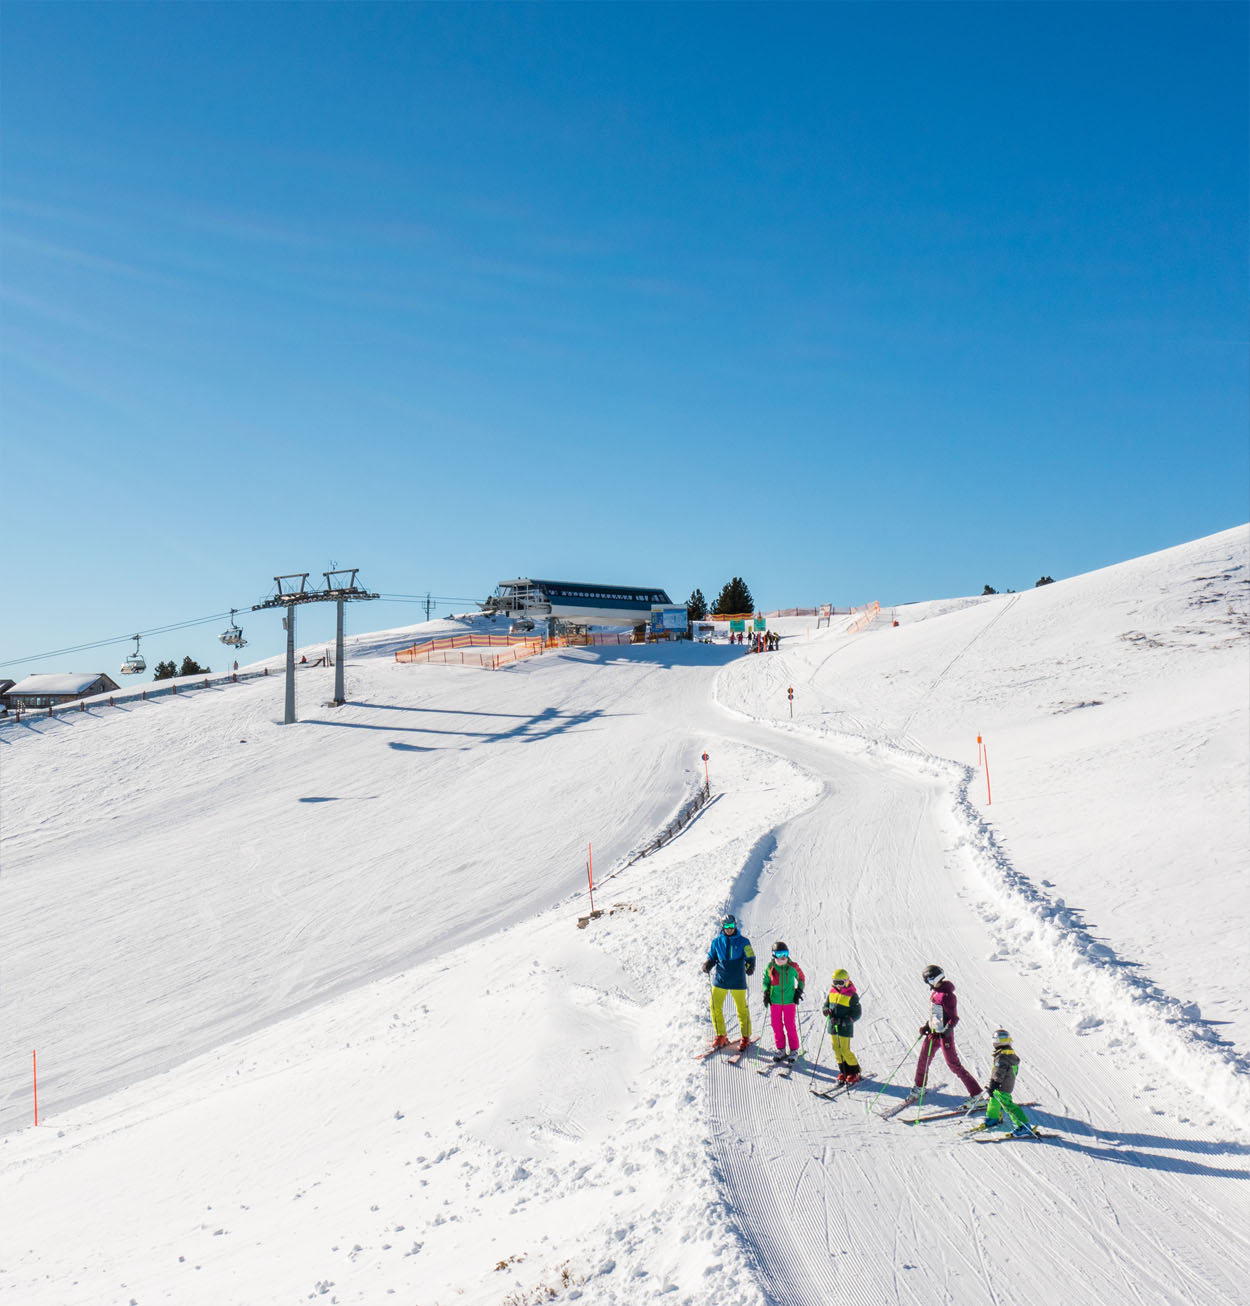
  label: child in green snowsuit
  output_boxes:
[984,1029,1034,1135]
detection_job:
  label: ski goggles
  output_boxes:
[721,922,737,933]
[772,950,789,959]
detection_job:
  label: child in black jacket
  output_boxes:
[820,968,863,1084]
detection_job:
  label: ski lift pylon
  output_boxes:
[120,634,147,675]
[218,610,248,649]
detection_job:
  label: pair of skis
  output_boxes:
[878,1093,934,1120]
[973,1131,1053,1143]
[694,1037,757,1066]
[904,1098,1038,1125]
[963,1119,1052,1143]
[757,1052,802,1079]
[810,1075,868,1101]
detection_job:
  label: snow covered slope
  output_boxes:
[1,527,1246,1306]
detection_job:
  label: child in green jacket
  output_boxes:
[762,942,806,1062]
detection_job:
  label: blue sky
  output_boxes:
[3,2,1246,677]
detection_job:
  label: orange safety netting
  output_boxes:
[395,633,548,670]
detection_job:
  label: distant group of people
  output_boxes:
[700,915,1034,1131]
[728,631,780,652]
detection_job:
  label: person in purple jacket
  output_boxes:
[902,964,984,1108]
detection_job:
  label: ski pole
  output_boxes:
[911,1034,936,1121]
[807,1013,831,1086]
[864,1034,922,1117]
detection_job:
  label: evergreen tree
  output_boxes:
[1035,575,1055,587]
[153,660,178,681]
[713,577,755,615]
[982,585,998,596]
[686,588,708,620]
[179,655,210,676]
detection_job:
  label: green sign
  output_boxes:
[753,618,766,631]
[729,619,746,633]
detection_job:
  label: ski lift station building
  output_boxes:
[2,672,120,711]
[481,579,674,628]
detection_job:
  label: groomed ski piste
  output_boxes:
[2,525,1247,1306]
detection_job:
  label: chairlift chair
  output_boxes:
[120,634,147,675]
[218,610,248,648]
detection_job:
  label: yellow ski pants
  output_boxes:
[829,1032,860,1069]
[710,987,751,1038]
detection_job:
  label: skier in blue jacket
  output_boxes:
[702,914,756,1050]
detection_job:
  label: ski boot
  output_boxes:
[711,1035,730,1050]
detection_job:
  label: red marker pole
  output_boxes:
[33,1050,38,1127]
[587,843,595,914]
[787,686,794,718]
[702,752,710,788]
[977,734,983,767]
[984,747,992,806]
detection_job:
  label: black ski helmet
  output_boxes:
[772,941,789,956]
[721,914,738,933]
[922,964,944,987]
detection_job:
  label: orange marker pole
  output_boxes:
[984,747,992,806]
[587,843,595,914]
[977,734,983,767]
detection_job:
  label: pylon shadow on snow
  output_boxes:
[304,703,614,747]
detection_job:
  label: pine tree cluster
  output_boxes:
[681,578,756,634]
[153,655,211,681]
[712,577,755,615]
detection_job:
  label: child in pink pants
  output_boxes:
[762,942,806,1062]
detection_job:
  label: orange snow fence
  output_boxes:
[761,603,880,630]
[395,633,548,670]
[845,601,881,635]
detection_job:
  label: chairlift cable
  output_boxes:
[2,590,481,669]
[0,610,239,668]
[377,593,482,604]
